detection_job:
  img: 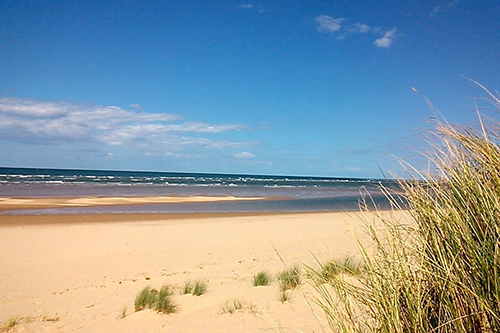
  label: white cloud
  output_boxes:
[344,22,372,34]
[374,28,397,48]
[234,152,255,158]
[238,3,265,13]
[239,4,253,9]
[430,0,461,18]
[0,97,251,156]
[0,97,71,118]
[163,122,245,133]
[315,15,345,32]
[315,15,398,48]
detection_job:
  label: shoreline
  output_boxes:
[0,211,319,227]
[0,195,267,212]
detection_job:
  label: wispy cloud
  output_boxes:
[344,22,373,34]
[429,0,461,18]
[234,152,256,158]
[239,4,253,9]
[238,3,265,13]
[0,98,73,118]
[314,15,398,47]
[314,15,345,32]
[0,97,251,157]
[374,28,397,48]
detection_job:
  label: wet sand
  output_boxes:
[0,195,264,212]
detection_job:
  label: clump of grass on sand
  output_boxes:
[192,280,208,296]
[309,256,365,284]
[218,298,260,315]
[134,285,178,314]
[253,270,272,286]
[0,317,18,332]
[277,265,301,291]
[0,315,60,332]
[181,280,207,296]
[156,286,178,314]
[118,306,127,319]
[218,299,244,314]
[181,281,194,295]
[278,290,293,303]
[312,85,500,332]
[134,286,156,311]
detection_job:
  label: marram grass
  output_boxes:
[277,265,302,291]
[278,290,293,303]
[182,280,208,296]
[0,317,18,332]
[253,270,272,286]
[134,285,178,314]
[313,87,500,332]
[219,299,244,314]
[192,280,208,296]
[181,280,194,295]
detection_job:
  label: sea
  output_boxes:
[0,167,403,215]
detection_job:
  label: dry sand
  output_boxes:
[0,198,402,332]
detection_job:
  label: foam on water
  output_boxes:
[0,167,402,214]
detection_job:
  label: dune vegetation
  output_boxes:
[134,285,178,314]
[312,87,500,332]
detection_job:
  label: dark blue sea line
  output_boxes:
[0,167,397,188]
[0,167,404,214]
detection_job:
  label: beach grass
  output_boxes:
[134,285,178,314]
[277,265,301,291]
[181,280,207,296]
[181,281,194,295]
[156,286,178,314]
[192,280,208,296]
[312,87,500,332]
[134,286,157,311]
[0,317,18,332]
[277,290,292,303]
[318,256,365,283]
[219,299,244,314]
[118,306,127,319]
[0,315,60,332]
[253,270,272,286]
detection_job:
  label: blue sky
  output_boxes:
[1,1,499,178]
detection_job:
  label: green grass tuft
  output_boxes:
[156,286,178,314]
[252,270,272,286]
[320,256,364,282]
[134,286,157,311]
[134,285,178,314]
[192,280,208,296]
[277,265,301,291]
[182,280,207,296]
[181,281,194,295]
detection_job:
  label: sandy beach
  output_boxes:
[0,195,264,212]
[0,196,394,332]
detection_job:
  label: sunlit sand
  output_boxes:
[0,206,384,332]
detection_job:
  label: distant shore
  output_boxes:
[0,195,265,212]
